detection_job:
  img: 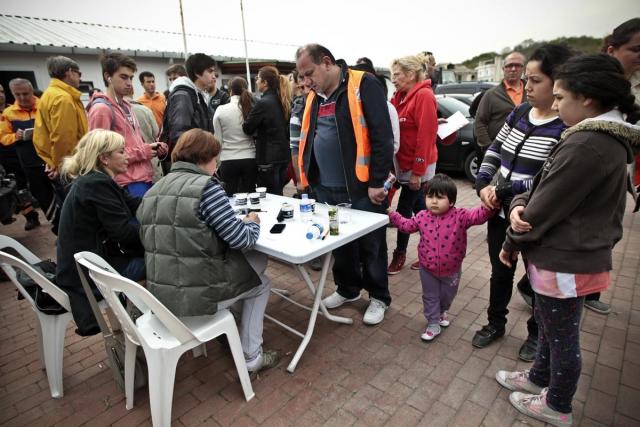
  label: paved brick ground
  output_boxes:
[1,177,639,426]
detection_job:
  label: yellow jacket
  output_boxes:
[33,78,88,168]
[0,98,38,146]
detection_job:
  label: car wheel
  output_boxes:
[464,151,479,182]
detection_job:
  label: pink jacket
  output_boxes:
[87,93,154,186]
[390,205,494,277]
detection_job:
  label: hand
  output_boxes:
[156,142,168,157]
[295,182,305,194]
[15,129,24,140]
[479,186,500,210]
[437,118,448,125]
[408,173,421,191]
[368,187,387,205]
[499,248,519,268]
[45,164,58,180]
[510,206,532,233]
[149,143,159,158]
[244,212,260,224]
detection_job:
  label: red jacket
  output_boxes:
[391,80,438,176]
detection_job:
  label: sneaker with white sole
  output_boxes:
[363,298,388,325]
[495,369,544,394]
[421,323,441,341]
[439,311,450,327]
[323,291,360,309]
[584,299,611,314]
[509,389,573,427]
[247,350,281,375]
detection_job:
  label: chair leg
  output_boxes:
[145,349,181,427]
[34,314,46,371]
[124,337,137,410]
[191,343,207,358]
[223,319,255,402]
[37,312,72,398]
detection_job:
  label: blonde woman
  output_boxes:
[387,54,439,274]
[242,66,291,195]
[56,129,145,336]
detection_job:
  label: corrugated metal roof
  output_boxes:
[0,14,297,61]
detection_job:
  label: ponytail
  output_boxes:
[278,74,292,119]
[229,76,254,121]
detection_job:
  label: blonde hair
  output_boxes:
[391,55,428,81]
[278,74,292,118]
[60,129,125,179]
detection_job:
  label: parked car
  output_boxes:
[435,81,497,96]
[435,95,479,182]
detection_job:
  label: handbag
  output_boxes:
[16,260,67,315]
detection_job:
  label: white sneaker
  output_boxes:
[363,298,388,325]
[323,291,360,309]
[421,324,441,341]
[439,311,450,327]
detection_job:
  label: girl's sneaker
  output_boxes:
[509,388,573,427]
[439,311,450,327]
[495,369,543,394]
[421,324,441,341]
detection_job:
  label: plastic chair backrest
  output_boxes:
[73,252,148,313]
[77,258,196,346]
[0,236,71,312]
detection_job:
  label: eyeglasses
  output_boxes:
[504,63,524,70]
[69,69,82,77]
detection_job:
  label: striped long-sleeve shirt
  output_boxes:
[199,179,260,249]
[476,106,566,195]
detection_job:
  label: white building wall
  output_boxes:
[0,51,186,98]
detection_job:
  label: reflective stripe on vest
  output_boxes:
[297,69,370,187]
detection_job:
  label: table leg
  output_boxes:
[287,252,352,373]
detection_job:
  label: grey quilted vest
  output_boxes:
[137,161,260,317]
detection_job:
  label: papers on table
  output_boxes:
[437,111,470,140]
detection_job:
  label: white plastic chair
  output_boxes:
[75,253,255,427]
[0,235,72,398]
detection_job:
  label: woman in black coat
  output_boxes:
[242,66,291,195]
[56,129,145,336]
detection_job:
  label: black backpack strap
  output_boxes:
[504,103,536,181]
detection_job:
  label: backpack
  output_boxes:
[89,98,116,131]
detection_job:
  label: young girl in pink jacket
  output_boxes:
[389,174,495,341]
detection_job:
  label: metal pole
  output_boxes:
[179,0,189,59]
[240,0,252,91]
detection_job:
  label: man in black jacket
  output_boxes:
[296,44,394,325]
[161,54,216,156]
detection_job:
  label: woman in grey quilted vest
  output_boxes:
[137,128,280,374]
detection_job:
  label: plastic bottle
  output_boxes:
[299,193,312,222]
[383,172,397,193]
[305,223,324,240]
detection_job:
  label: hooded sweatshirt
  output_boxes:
[391,80,438,177]
[504,110,640,274]
[87,93,154,186]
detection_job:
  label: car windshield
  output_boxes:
[437,96,471,118]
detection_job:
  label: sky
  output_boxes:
[3,0,640,66]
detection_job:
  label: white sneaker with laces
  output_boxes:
[421,324,441,341]
[363,297,388,325]
[439,311,450,327]
[323,291,360,309]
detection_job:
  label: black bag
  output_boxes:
[15,260,68,315]
[0,166,17,225]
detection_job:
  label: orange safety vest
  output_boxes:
[298,69,370,187]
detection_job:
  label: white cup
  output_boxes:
[256,187,267,198]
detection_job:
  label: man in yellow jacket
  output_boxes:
[33,56,88,178]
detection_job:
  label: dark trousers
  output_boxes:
[219,158,258,195]
[529,293,584,414]
[394,183,423,252]
[257,163,288,196]
[486,215,537,337]
[313,184,391,306]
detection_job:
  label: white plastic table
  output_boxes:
[243,194,388,372]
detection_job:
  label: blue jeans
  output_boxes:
[312,184,391,306]
[116,257,146,282]
[125,182,152,198]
